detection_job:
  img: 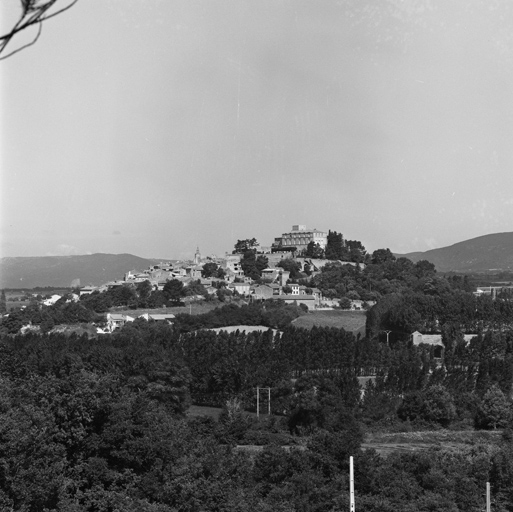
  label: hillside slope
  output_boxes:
[0,253,164,288]
[396,232,513,272]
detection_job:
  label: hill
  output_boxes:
[0,253,166,289]
[396,232,513,273]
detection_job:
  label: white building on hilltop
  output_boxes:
[272,225,328,252]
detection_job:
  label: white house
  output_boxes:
[138,313,175,324]
[106,313,135,332]
[228,282,251,296]
[43,295,62,306]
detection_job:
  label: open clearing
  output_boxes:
[292,310,367,334]
[187,405,223,420]
[188,406,503,456]
[363,430,502,456]
[113,301,220,317]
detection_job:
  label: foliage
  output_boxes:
[1,235,513,510]
[276,259,302,280]
[171,301,304,334]
[0,289,6,314]
[305,241,325,259]
[325,230,345,260]
[322,232,367,263]
[339,297,352,309]
[163,279,186,305]
[475,384,512,430]
[136,280,152,300]
[233,238,259,254]
[240,251,269,280]
[0,308,512,510]
[345,240,367,263]
[420,384,457,426]
[216,287,233,302]
[202,262,225,279]
[1,298,102,334]
[185,279,208,298]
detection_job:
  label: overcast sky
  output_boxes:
[2,0,513,260]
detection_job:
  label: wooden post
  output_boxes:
[350,456,355,512]
[257,387,271,418]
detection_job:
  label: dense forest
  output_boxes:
[0,317,512,510]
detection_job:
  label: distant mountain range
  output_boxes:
[396,232,513,273]
[2,232,513,289]
[0,254,167,289]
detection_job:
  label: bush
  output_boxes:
[398,386,456,427]
[475,385,512,430]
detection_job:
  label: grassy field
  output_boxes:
[187,405,223,420]
[114,301,220,317]
[292,310,367,334]
[363,430,502,456]
[186,404,272,421]
[50,324,98,337]
[186,406,501,456]
[5,290,31,312]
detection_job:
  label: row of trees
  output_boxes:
[5,292,513,424]
[366,291,513,339]
[42,316,505,431]
[80,279,203,312]
[4,322,513,431]
[172,301,306,333]
[1,315,513,509]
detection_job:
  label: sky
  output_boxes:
[1,0,513,260]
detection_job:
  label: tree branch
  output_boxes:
[0,21,43,61]
[0,0,79,60]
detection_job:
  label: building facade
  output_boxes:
[272,225,328,252]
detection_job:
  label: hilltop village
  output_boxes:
[2,225,513,510]
[81,225,357,302]
[1,223,511,338]
[77,224,370,331]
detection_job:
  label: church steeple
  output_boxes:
[194,246,201,265]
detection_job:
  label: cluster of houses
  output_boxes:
[77,245,373,312]
[75,225,375,322]
[76,241,351,307]
[99,312,176,333]
[474,285,513,298]
[79,253,330,308]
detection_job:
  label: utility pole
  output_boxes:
[256,387,271,419]
[349,456,355,512]
[486,482,491,512]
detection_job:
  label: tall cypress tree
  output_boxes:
[325,230,344,260]
[0,289,6,314]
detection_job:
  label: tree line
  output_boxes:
[1,323,513,509]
